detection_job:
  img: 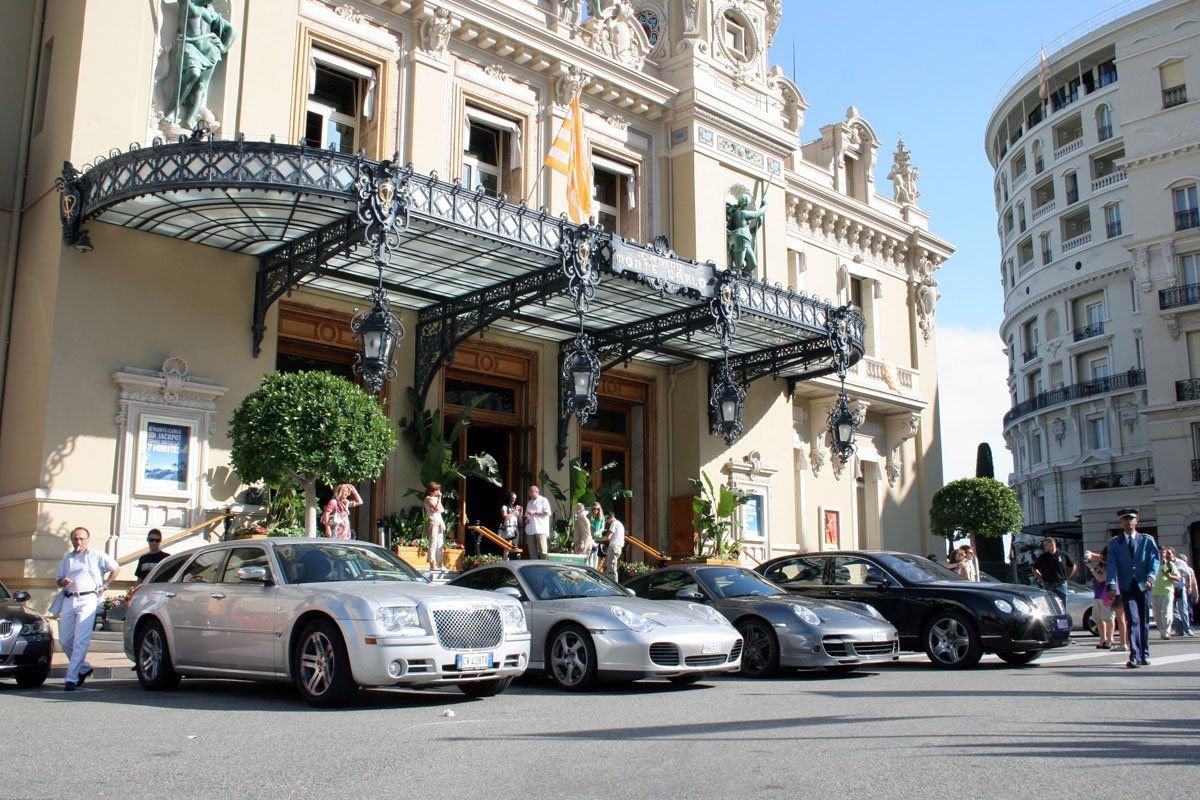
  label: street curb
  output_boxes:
[49,666,133,680]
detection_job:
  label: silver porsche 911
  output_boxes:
[449,561,742,690]
[624,565,899,676]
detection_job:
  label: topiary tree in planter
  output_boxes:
[930,477,1022,556]
[229,371,397,536]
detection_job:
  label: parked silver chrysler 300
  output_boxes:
[449,561,742,690]
[124,538,530,707]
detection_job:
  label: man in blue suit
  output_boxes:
[1106,508,1160,668]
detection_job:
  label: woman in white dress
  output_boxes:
[424,482,446,572]
[572,503,596,566]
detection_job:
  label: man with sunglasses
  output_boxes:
[133,529,171,583]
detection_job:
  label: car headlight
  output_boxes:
[375,605,423,634]
[1011,597,1033,616]
[500,603,527,634]
[791,604,823,626]
[611,605,661,633]
[858,603,886,621]
[688,603,732,627]
[19,619,49,635]
[993,598,1014,614]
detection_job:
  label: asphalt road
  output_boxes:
[4,636,1198,800]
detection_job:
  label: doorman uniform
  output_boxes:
[52,547,119,686]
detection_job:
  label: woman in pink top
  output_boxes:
[320,484,362,539]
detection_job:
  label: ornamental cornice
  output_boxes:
[1121,140,1200,170]
[683,102,796,158]
[1002,264,1130,329]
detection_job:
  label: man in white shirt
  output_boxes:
[523,485,552,560]
[55,527,118,691]
[600,510,626,581]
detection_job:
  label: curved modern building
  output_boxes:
[988,0,1200,558]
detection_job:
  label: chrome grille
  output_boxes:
[1033,594,1062,615]
[849,641,897,657]
[649,642,681,666]
[728,639,744,663]
[684,654,727,667]
[0,620,11,637]
[431,606,503,650]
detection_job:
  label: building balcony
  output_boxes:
[1164,85,1188,109]
[1106,220,1123,238]
[1175,208,1199,231]
[1091,170,1126,192]
[1062,231,1092,252]
[1160,283,1200,310]
[1097,125,1113,141]
[1081,469,1154,491]
[844,354,921,400]
[1033,201,1057,222]
[1022,347,1038,363]
[1072,320,1105,341]
[1177,378,1200,402]
[1054,138,1084,160]
[1004,368,1146,426]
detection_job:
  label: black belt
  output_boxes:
[64,590,97,597]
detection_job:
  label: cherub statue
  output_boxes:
[726,193,767,277]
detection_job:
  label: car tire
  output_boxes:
[997,650,1043,665]
[293,618,358,708]
[547,624,599,691]
[1083,608,1097,637]
[15,663,50,688]
[458,677,513,697]
[667,674,704,685]
[736,618,781,678]
[826,664,857,674]
[923,611,983,668]
[135,619,182,691]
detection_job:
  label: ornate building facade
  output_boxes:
[988,0,1200,557]
[0,0,951,606]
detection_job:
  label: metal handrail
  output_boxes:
[467,524,521,553]
[117,512,233,566]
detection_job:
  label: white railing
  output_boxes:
[1091,170,1127,192]
[1063,231,1093,252]
[845,355,920,397]
[993,0,1155,107]
[1054,138,1084,160]
[1033,200,1057,222]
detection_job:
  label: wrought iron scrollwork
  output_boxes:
[55,162,92,252]
[825,303,856,380]
[824,303,861,465]
[709,269,741,353]
[355,156,412,267]
[558,220,604,314]
[561,331,601,424]
[710,361,747,445]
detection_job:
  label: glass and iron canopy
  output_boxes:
[58,136,864,460]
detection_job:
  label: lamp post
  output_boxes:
[825,304,861,464]
[711,362,745,446]
[562,331,600,424]
[351,286,401,393]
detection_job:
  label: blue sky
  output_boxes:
[770,0,1115,479]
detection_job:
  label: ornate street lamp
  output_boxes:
[710,362,745,446]
[351,286,401,394]
[824,304,861,464]
[562,331,600,423]
[827,389,858,461]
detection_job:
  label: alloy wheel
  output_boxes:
[744,625,773,673]
[551,630,587,687]
[928,617,971,664]
[301,631,336,696]
[139,628,163,682]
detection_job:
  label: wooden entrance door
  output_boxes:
[580,403,633,526]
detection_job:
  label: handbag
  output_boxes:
[1102,586,1117,607]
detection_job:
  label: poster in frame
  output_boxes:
[819,506,842,551]
[742,493,764,539]
[134,415,194,497]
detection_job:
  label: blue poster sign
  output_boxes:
[743,494,763,537]
[143,421,189,491]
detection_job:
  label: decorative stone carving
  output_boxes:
[1156,241,1178,287]
[912,256,940,343]
[682,0,701,37]
[764,0,783,47]
[555,64,589,106]
[601,112,630,131]
[809,436,827,477]
[420,6,457,59]
[884,413,920,488]
[583,0,651,69]
[888,137,920,206]
[767,68,805,134]
[1132,246,1152,293]
[556,0,584,25]
[1119,402,1141,431]
[331,3,366,24]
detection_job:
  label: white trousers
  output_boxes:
[427,521,445,568]
[1153,593,1174,638]
[59,594,98,683]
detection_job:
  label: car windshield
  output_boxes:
[520,564,623,601]
[876,553,966,584]
[275,543,425,584]
[698,567,785,599]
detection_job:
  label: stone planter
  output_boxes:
[443,549,464,572]
[391,545,427,568]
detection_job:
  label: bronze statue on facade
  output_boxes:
[174,0,236,131]
[726,192,767,277]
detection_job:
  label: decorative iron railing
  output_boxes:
[1177,379,1200,402]
[1163,85,1188,108]
[1175,208,1199,231]
[1005,369,1145,426]
[1159,283,1200,310]
[1081,469,1154,490]
[1073,321,1105,341]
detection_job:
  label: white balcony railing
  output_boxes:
[1091,170,1127,192]
[1062,231,1092,252]
[1054,138,1084,160]
[845,355,920,398]
[1033,200,1057,222]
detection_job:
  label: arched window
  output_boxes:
[1001,173,1009,202]
[1096,104,1113,141]
[1032,140,1045,174]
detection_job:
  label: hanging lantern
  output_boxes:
[827,389,859,460]
[351,287,401,393]
[710,364,745,445]
[563,332,600,423]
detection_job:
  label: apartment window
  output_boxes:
[1161,60,1187,108]
[1032,140,1045,174]
[1181,252,1200,285]
[1130,278,1140,313]
[850,277,865,310]
[591,154,637,236]
[1061,208,1091,243]
[1040,233,1052,265]
[1007,258,1016,288]
[723,13,748,59]
[1019,237,1035,268]
[1034,495,1047,525]
[1135,336,1144,370]
[1092,147,1124,181]
[463,124,503,195]
[1031,431,1043,464]
[1001,174,1009,203]
[1188,331,1200,379]
[1088,355,1110,380]
[1192,422,1200,459]
[1034,178,1055,208]
[1053,116,1083,148]
[1026,372,1043,398]
[1023,318,1039,359]
[1064,171,1079,205]
[1097,59,1118,88]
[1003,209,1014,235]
[1104,203,1122,238]
[1174,185,1199,231]
[1017,202,1027,233]
[1087,416,1109,450]
[1096,105,1114,141]
[305,52,376,154]
[1012,150,1027,181]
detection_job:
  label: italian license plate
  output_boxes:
[1053,618,1070,631]
[456,652,493,671]
[701,642,722,655]
[872,632,887,642]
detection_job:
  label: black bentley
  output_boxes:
[756,551,1071,668]
[0,579,53,687]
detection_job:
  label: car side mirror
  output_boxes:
[865,577,889,589]
[496,587,522,600]
[13,590,30,603]
[676,589,705,601]
[236,566,271,584]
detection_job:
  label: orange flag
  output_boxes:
[544,93,593,223]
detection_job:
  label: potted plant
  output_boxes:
[670,472,746,566]
[459,553,505,573]
[233,523,270,539]
[390,535,429,567]
[619,561,653,581]
[443,540,465,572]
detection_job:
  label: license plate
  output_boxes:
[455,652,493,671]
[872,632,886,642]
[701,642,722,655]
[1054,618,1070,631]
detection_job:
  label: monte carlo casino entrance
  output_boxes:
[55,139,864,551]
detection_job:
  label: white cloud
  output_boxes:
[936,326,1014,482]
